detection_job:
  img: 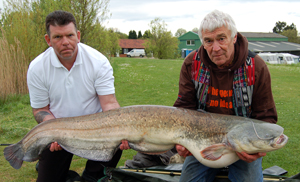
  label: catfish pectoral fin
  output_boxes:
[200,143,227,161]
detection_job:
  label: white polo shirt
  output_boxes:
[27,43,115,118]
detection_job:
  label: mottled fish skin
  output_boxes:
[4,105,288,169]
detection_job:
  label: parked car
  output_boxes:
[127,49,145,57]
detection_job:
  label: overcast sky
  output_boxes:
[105,0,300,35]
[1,0,300,36]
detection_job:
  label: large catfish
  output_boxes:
[4,105,288,169]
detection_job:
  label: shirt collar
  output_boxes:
[50,44,82,68]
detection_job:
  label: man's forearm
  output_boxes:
[32,107,55,124]
[98,94,120,112]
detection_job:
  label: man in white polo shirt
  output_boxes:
[27,10,130,182]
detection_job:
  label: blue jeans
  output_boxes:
[180,156,263,182]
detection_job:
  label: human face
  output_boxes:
[45,23,80,64]
[202,26,237,68]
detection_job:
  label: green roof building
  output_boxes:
[178,31,202,57]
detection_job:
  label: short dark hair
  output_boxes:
[45,10,78,35]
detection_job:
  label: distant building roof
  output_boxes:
[240,32,288,42]
[240,32,286,38]
[119,39,146,49]
[239,32,299,53]
[248,41,300,52]
[178,31,199,40]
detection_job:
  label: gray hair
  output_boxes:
[198,10,237,43]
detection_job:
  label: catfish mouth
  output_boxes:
[272,134,288,148]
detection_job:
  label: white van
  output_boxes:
[127,49,145,57]
[258,53,280,64]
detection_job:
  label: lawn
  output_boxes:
[0,57,299,181]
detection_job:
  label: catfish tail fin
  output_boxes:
[4,143,24,169]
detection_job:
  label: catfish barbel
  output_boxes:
[4,105,288,169]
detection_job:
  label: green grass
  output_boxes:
[261,64,300,175]
[0,57,299,181]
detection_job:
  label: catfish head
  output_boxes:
[225,120,288,154]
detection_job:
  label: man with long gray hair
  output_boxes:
[174,10,277,182]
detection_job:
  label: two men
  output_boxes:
[27,9,277,182]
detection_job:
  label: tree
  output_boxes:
[128,30,131,38]
[1,0,114,62]
[144,18,179,59]
[128,30,137,39]
[109,28,128,39]
[84,20,120,58]
[143,30,151,39]
[281,29,300,44]
[0,0,60,62]
[175,28,187,37]
[273,21,287,33]
[138,30,143,39]
[273,21,297,33]
[132,30,137,39]
[192,27,199,34]
[285,23,296,31]
[70,0,111,44]
[107,28,121,57]
[116,32,128,39]
[272,21,300,44]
